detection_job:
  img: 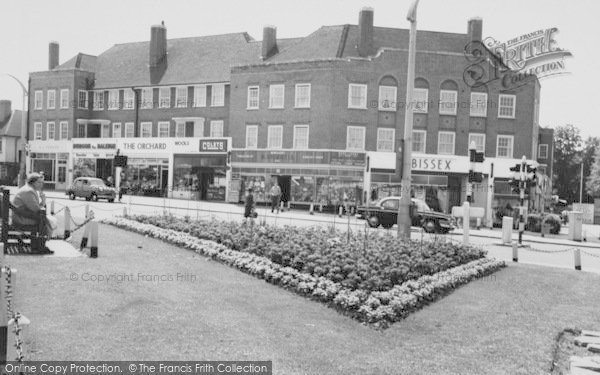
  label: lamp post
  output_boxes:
[5,74,28,188]
[397,0,419,238]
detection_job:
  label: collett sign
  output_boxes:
[199,139,228,152]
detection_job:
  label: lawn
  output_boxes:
[5,222,600,374]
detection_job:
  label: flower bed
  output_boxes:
[103,216,505,328]
[125,214,486,292]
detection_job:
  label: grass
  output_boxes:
[5,221,600,374]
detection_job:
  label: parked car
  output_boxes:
[356,196,456,233]
[66,177,116,202]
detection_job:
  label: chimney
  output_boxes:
[150,22,167,68]
[358,7,374,57]
[49,41,59,70]
[0,100,11,123]
[468,17,483,42]
[261,25,278,60]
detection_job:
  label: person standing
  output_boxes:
[118,176,128,202]
[270,181,282,214]
[244,188,255,225]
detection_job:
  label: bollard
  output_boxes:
[0,265,9,362]
[85,204,89,219]
[338,206,343,218]
[574,249,581,270]
[502,216,513,244]
[80,222,90,251]
[476,217,481,230]
[512,241,518,262]
[64,207,71,239]
[123,207,127,217]
[50,201,55,215]
[319,204,323,213]
[90,221,98,258]
[287,201,291,209]
[462,201,470,245]
[309,203,314,215]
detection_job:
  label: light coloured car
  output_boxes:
[66,177,116,202]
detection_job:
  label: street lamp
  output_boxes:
[5,74,28,188]
[397,0,420,238]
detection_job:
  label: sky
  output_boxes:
[1,0,598,137]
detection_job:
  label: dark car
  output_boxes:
[67,177,117,202]
[356,196,456,233]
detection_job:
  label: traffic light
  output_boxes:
[526,164,537,182]
[469,149,484,163]
[509,164,521,173]
[508,177,521,193]
[468,171,483,183]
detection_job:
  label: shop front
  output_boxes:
[28,140,72,190]
[230,150,365,209]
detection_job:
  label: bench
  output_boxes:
[1,188,48,254]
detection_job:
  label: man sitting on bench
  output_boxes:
[11,172,53,253]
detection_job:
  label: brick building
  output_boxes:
[0,100,24,184]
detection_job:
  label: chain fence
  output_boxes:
[4,266,24,362]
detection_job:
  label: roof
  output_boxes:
[0,110,23,137]
[55,53,98,71]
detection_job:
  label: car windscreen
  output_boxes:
[90,180,105,186]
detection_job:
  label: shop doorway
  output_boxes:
[197,167,214,200]
[277,175,291,203]
[448,176,462,211]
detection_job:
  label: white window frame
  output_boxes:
[211,83,225,107]
[470,92,488,117]
[247,86,259,109]
[193,85,206,107]
[269,84,285,109]
[348,84,367,109]
[47,121,55,140]
[112,122,122,138]
[468,133,486,153]
[141,88,153,109]
[60,89,69,109]
[100,123,110,138]
[437,131,456,155]
[246,125,258,149]
[123,89,134,110]
[413,88,429,113]
[34,122,43,140]
[158,121,170,138]
[125,122,135,138]
[78,90,88,109]
[539,144,549,159]
[77,123,86,138]
[498,94,516,119]
[159,87,171,108]
[439,90,458,115]
[93,90,104,111]
[376,128,395,152]
[496,135,514,158]
[267,125,283,149]
[141,122,153,138]
[210,120,224,138]
[412,130,426,153]
[175,122,185,138]
[34,91,43,110]
[59,121,68,140]
[47,90,56,109]
[175,86,188,108]
[378,86,397,111]
[108,89,119,110]
[294,83,311,108]
[346,126,366,151]
[293,125,309,150]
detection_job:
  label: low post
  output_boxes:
[80,222,90,251]
[64,206,71,239]
[90,221,98,258]
[463,201,470,245]
[502,216,513,245]
[50,201,55,215]
[574,249,581,271]
[512,241,518,262]
[85,204,89,219]
[0,266,8,363]
[338,206,343,218]
[280,201,284,212]
[319,203,323,213]
[123,207,127,217]
[309,203,314,215]
[1,189,9,246]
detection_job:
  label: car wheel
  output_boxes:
[382,222,394,229]
[368,215,380,228]
[68,192,76,200]
[423,220,437,233]
[108,198,114,203]
[91,193,98,202]
[85,196,91,201]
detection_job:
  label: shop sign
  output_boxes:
[411,156,459,171]
[72,143,117,150]
[199,139,228,152]
[330,152,365,167]
[121,141,168,151]
[231,150,365,167]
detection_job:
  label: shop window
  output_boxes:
[47,90,56,109]
[348,84,367,109]
[439,90,457,115]
[376,128,395,152]
[211,83,225,107]
[269,84,284,109]
[267,125,283,149]
[470,92,487,117]
[194,85,206,107]
[295,84,311,108]
[290,176,315,202]
[378,86,397,111]
[468,133,485,152]
[32,159,54,181]
[141,122,153,138]
[412,130,426,153]
[438,132,455,155]
[346,126,365,151]
[73,158,96,178]
[210,120,224,137]
[293,125,309,149]
[497,135,514,158]
[413,88,428,113]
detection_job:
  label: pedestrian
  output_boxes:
[244,188,255,225]
[119,177,128,202]
[106,175,114,187]
[270,181,282,214]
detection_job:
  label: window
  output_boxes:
[141,122,152,138]
[159,87,171,108]
[267,125,283,149]
[34,91,43,110]
[60,89,69,109]
[413,88,428,113]
[498,94,516,118]
[496,135,514,158]
[141,88,153,109]
[295,84,311,108]
[382,198,399,210]
[438,132,455,155]
[47,122,55,140]
[211,84,225,107]
[47,90,56,109]
[293,125,309,149]
[93,91,104,110]
[539,144,549,159]
[346,126,366,151]
[125,122,135,138]
[158,122,170,138]
[246,125,258,149]
[108,90,119,110]
[77,123,86,138]
[34,122,42,140]
[176,86,188,108]
[439,90,457,115]
[175,122,185,138]
[247,86,259,109]
[78,90,88,109]
[378,86,397,111]
[193,85,206,107]
[377,128,395,152]
[348,84,367,109]
[468,133,486,153]
[123,89,134,110]
[470,92,487,117]
[101,123,110,138]
[210,120,224,137]
[412,130,426,153]
[269,84,284,108]
[113,122,122,138]
[60,121,68,140]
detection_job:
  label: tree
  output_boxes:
[552,124,582,204]
[582,137,600,201]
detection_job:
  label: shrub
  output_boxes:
[525,213,561,234]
